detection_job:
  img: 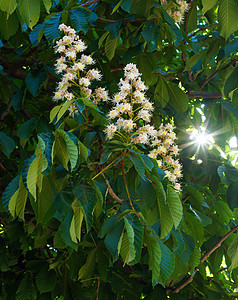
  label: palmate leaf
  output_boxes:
[0,10,19,39]
[126,214,144,264]
[120,217,135,264]
[16,273,37,300]
[43,12,62,42]
[0,131,15,158]
[78,248,97,280]
[129,153,145,178]
[50,99,75,124]
[189,245,201,270]
[59,209,78,250]
[27,152,43,200]
[2,174,20,212]
[144,229,161,287]
[136,178,156,215]
[9,176,28,220]
[25,70,47,97]
[70,200,84,243]
[218,0,238,40]
[55,129,79,170]
[19,0,40,29]
[36,176,55,225]
[167,186,183,229]
[158,240,175,286]
[183,211,204,247]
[73,184,97,232]
[104,219,124,262]
[171,230,185,257]
[228,233,238,272]
[36,265,57,294]
[0,0,17,15]
[154,75,170,108]
[155,182,173,238]
[69,7,92,33]
[202,0,218,14]
[105,32,121,61]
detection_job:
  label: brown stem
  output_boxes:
[198,59,238,91]
[187,92,222,98]
[81,0,101,7]
[96,278,100,300]
[188,24,218,38]
[102,174,124,204]
[171,225,238,294]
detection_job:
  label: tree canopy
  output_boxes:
[1,0,238,299]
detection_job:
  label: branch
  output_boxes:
[102,174,124,204]
[81,0,101,7]
[187,92,222,98]
[171,225,238,294]
[188,24,218,38]
[198,59,238,91]
[97,17,147,23]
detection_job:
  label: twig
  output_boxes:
[198,59,238,91]
[188,24,218,38]
[171,225,238,294]
[187,92,222,98]
[0,100,12,122]
[102,173,124,204]
[209,267,227,282]
[96,278,100,300]
[97,17,148,23]
[81,0,101,7]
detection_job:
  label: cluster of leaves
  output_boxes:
[1,0,238,299]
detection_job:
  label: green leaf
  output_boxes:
[0,0,17,15]
[36,176,55,224]
[104,219,124,262]
[78,140,89,163]
[52,134,70,170]
[43,12,62,42]
[50,99,74,123]
[155,181,173,238]
[78,248,97,280]
[105,21,122,39]
[184,50,206,72]
[27,153,43,200]
[69,7,91,33]
[183,211,204,247]
[42,0,52,14]
[55,129,79,170]
[120,217,136,264]
[0,132,15,157]
[17,117,39,140]
[190,245,201,270]
[186,185,204,209]
[9,176,28,220]
[136,178,156,215]
[16,273,37,300]
[59,209,78,250]
[36,265,57,293]
[70,200,84,243]
[158,240,175,286]
[105,32,120,60]
[228,234,238,272]
[25,70,47,97]
[73,184,97,232]
[167,186,183,228]
[224,66,238,98]
[202,0,218,14]
[19,0,40,29]
[167,81,189,112]
[218,0,238,40]
[186,1,197,33]
[154,75,170,108]
[2,174,20,212]
[111,0,123,14]
[172,230,185,257]
[126,214,144,264]
[11,88,24,112]
[0,10,19,39]
[227,181,238,210]
[129,153,145,178]
[144,230,161,287]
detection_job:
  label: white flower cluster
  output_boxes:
[104,64,182,190]
[53,24,109,112]
[162,0,189,24]
[148,123,182,191]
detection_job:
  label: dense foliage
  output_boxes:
[1,0,238,299]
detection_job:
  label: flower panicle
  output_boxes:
[53,24,109,113]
